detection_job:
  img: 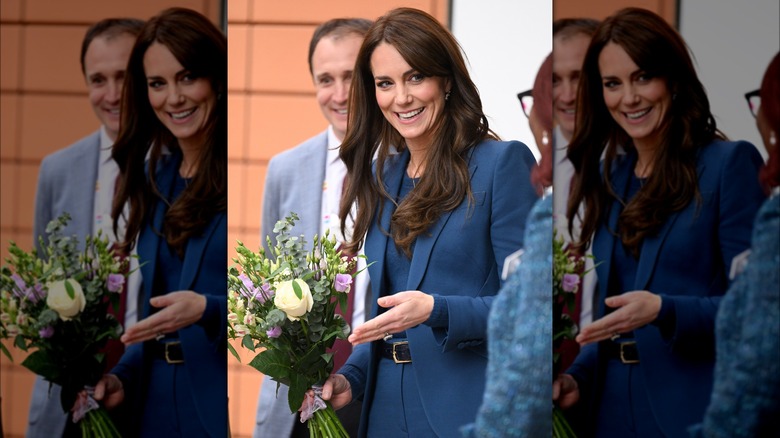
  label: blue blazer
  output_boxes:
[567,140,766,437]
[112,152,227,437]
[341,140,539,437]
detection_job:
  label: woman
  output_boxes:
[554,8,766,437]
[93,7,227,437]
[462,53,553,438]
[692,52,780,437]
[320,7,539,437]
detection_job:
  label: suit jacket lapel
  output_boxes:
[302,133,328,243]
[81,132,101,238]
[593,153,632,317]
[180,212,224,290]
[634,159,707,290]
[365,150,408,314]
[139,153,178,317]
[406,158,478,291]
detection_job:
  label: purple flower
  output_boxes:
[562,274,580,293]
[106,274,125,293]
[11,273,26,290]
[266,326,282,338]
[237,274,274,304]
[334,273,352,293]
[39,326,55,339]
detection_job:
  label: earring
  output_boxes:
[771,131,777,146]
[445,90,451,101]
[541,130,549,146]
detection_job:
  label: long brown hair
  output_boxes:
[566,7,723,255]
[338,7,496,255]
[111,7,227,256]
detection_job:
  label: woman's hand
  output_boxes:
[320,374,353,410]
[121,291,206,345]
[553,374,579,409]
[576,290,662,346]
[348,291,434,346]
[92,374,124,410]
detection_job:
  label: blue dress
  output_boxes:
[461,195,553,438]
[690,192,780,437]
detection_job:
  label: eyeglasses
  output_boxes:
[745,89,760,118]
[517,89,533,119]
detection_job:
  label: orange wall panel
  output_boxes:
[0,0,22,21]
[228,24,250,91]
[1,94,20,159]
[19,95,94,161]
[247,94,323,161]
[0,25,21,91]
[249,25,315,92]
[228,94,248,159]
[227,162,246,229]
[15,163,39,232]
[554,0,676,23]
[0,163,16,229]
[251,0,443,23]
[22,0,206,22]
[21,26,88,92]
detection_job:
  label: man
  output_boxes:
[552,18,600,332]
[27,18,144,438]
[255,18,372,438]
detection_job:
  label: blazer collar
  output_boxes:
[594,151,708,298]
[366,148,479,293]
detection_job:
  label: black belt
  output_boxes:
[148,340,185,364]
[604,340,639,364]
[381,341,411,364]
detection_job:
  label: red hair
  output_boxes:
[529,53,553,193]
[758,52,780,192]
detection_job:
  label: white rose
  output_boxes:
[46,279,86,321]
[273,279,313,321]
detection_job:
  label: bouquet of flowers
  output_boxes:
[552,229,587,438]
[227,213,359,438]
[0,213,128,438]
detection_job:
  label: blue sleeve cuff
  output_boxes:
[424,294,449,328]
[197,295,222,340]
[651,294,676,339]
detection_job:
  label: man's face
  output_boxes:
[552,32,591,141]
[83,33,136,141]
[311,33,364,141]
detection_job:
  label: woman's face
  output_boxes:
[143,42,217,148]
[370,42,449,151]
[599,42,672,150]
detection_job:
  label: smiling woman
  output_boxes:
[556,7,767,437]
[88,7,228,438]
[317,7,540,438]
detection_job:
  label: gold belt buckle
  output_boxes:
[165,341,184,364]
[620,341,639,364]
[392,341,411,364]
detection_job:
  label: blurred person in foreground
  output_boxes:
[461,52,554,438]
[690,51,780,438]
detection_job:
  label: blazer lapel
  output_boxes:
[138,153,178,317]
[634,159,707,290]
[302,135,328,243]
[179,212,224,290]
[593,154,632,317]
[365,150,408,314]
[406,154,478,291]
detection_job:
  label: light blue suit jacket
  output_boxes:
[341,140,539,437]
[567,140,766,437]
[111,151,227,437]
[27,130,101,438]
[255,131,328,437]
